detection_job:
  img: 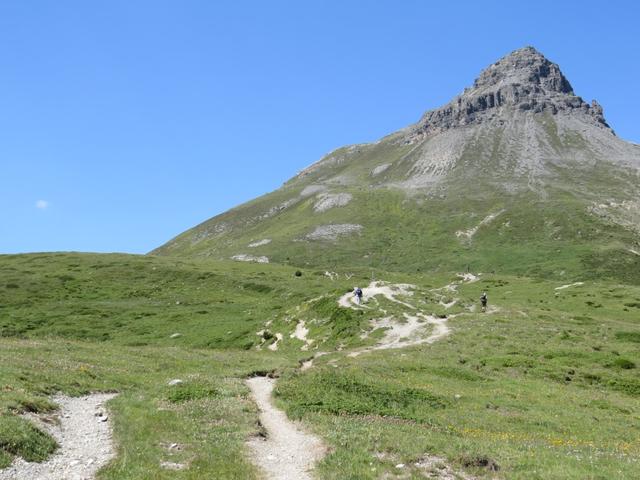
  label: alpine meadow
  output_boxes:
[1,47,639,480]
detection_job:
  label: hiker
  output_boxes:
[354,287,363,305]
[480,291,488,312]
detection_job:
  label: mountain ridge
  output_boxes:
[152,46,640,283]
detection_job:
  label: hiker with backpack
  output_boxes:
[354,287,363,305]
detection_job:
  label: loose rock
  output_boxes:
[0,394,117,480]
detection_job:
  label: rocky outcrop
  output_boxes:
[408,47,612,141]
[231,254,270,263]
[305,224,363,241]
[313,193,353,213]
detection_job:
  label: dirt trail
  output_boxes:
[246,273,484,479]
[0,393,117,480]
[343,274,479,357]
[246,377,326,480]
[349,313,451,357]
[338,281,415,309]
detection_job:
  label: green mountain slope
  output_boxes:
[153,47,640,283]
[2,253,640,478]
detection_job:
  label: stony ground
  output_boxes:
[0,393,117,480]
[246,377,326,480]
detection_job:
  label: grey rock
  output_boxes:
[248,238,272,248]
[0,394,117,480]
[313,193,353,213]
[371,163,391,176]
[305,224,363,241]
[408,47,612,141]
[160,461,187,470]
[231,254,269,263]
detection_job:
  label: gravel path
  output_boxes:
[0,393,117,480]
[245,273,485,479]
[246,377,325,480]
[349,312,451,358]
[341,274,484,357]
[338,281,416,309]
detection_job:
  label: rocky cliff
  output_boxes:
[408,47,610,141]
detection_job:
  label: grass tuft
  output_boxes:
[0,416,57,462]
[167,384,220,403]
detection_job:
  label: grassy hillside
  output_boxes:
[277,275,640,479]
[153,185,640,284]
[152,115,640,285]
[0,253,302,477]
[1,253,639,478]
[0,252,328,349]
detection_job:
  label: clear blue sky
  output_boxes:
[1,1,638,254]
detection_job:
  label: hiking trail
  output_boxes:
[246,377,326,480]
[0,393,117,480]
[246,273,486,479]
[338,274,480,358]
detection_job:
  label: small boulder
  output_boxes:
[160,461,186,470]
[167,379,183,386]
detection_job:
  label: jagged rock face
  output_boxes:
[409,47,610,140]
[473,46,573,94]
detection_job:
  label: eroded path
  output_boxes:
[247,273,485,479]
[0,393,117,480]
[341,274,480,358]
[246,377,326,480]
[348,312,451,357]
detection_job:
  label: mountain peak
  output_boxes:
[472,46,573,94]
[410,47,610,140]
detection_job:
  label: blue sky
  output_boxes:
[1,1,639,254]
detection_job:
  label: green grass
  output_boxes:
[154,183,640,286]
[0,338,293,479]
[1,253,639,478]
[0,415,57,466]
[0,252,335,349]
[0,253,308,477]
[274,275,640,479]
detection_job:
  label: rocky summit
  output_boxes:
[153,47,640,284]
[409,46,609,139]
